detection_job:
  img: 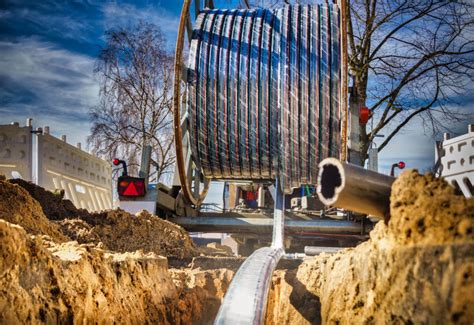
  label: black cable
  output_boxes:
[187,4,341,193]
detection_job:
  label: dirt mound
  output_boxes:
[388,170,473,245]
[197,242,235,257]
[6,179,197,258]
[0,219,234,324]
[57,218,104,246]
[8,178,90,220]
[80,210,197,258]
[267,170,474,324]
[0,180,68,243]
[0,179,232,323]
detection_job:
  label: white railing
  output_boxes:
[439,124,473,198]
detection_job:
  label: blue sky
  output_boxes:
[0,0,473,205]
[0,0,183,144]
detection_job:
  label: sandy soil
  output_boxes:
[0,180,68,243]
[78,209,197,258]
[4,179,197,258]
[8,178,90,221]
[267,170,473,324]
[1,170,473,324]
[170,268,235,324]
[0,178,236,324]
[0,219,234,324]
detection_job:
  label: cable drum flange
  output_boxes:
[186,4,341,194]
[174,0,211,206]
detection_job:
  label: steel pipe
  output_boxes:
[316,158,394,218]
[174,216,363,234]
[304,246,343,256]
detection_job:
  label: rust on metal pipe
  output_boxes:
[339,0,349,162]
[317,158,394,219]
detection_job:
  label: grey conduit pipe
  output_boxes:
[215,247,284,324]
[304,246,343,256]
[316,158,395,219]
[214,180,285,324]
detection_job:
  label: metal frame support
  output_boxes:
[339,0,349,162]
[32,127,42,185]
[139,145,152,187]
[348,94,363,166]
[174,216,364,234]
[257,186,265,209]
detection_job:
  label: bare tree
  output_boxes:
[88,22,175,181]
[347,0,473,164]
[241,0,474,165]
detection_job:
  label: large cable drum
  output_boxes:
[186,4,341,194]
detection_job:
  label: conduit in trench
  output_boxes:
[214,179,285,325]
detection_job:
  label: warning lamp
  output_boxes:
[117,176,146,198]
[390,161,406,176]
[112,158,128,176]
[119,180,130,187]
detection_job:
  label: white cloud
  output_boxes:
[101,2,180,46]
[0,38,99,146]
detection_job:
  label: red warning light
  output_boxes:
[113,158,120,166]
[391,161,406,176]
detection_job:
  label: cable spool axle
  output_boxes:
[187,4,341,194]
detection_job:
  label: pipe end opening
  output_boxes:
[320,164,342,201]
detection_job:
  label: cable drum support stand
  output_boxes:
[173,0,344,323]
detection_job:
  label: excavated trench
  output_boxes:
[0,170,473,324]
